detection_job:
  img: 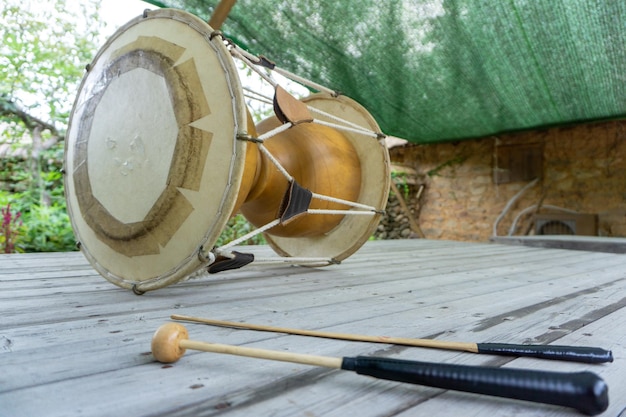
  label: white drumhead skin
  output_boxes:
[265,93,391,262]
[64,9,247,291]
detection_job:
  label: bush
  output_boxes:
[0,150,76,252]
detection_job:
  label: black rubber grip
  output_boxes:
[341,356,609,415]
[477,343,613,364]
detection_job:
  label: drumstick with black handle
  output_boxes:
[152,323,609,415]
[170,314,613,364]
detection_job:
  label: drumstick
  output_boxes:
[170,314,613,364]
[151,323,609,415]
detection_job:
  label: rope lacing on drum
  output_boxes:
[229,43,336,96]
[227,41,392,144]
[242,85,273,106]
[229,45,279,89]
[213,218,338,269]
[211,36,387,269]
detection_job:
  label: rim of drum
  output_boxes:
[64,9,247,291]
[264,93,391,262]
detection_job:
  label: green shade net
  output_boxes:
[144,0,626,144]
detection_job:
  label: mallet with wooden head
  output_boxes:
[151,323,609,415]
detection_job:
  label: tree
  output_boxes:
[0,0,104,251]
[1,0,103,151]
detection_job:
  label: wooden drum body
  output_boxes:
[64,9,390,292]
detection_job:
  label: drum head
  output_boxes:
[64,9,247,291]
[265,93,391,262]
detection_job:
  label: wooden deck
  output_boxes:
[1,239,625,417]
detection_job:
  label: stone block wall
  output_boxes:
[375,181,423,240]
[380,120,626,242]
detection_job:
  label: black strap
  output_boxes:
[208,251,255,274]
[277,180,312,224]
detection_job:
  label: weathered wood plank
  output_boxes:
[492,235,626,254]
[1,240,625,417]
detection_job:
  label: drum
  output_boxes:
[64,9,390,293]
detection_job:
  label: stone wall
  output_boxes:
[379,120,626,242]
[374,180,423,240]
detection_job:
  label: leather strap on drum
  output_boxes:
[273,86,313,125]
[278,180,312,224]
[208,251,255,274]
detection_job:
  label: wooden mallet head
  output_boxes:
[151,323,189,363]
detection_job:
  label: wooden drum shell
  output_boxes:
[239,118,362,238]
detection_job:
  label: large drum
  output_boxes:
[64,9,390,293]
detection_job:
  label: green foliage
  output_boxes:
[390,171,410,200]
[216,214,266,247]
[0,153,75,252]
[0,0,104,252]
[427,155,468,177]
[19,202,75,252]
[0,0,103,138]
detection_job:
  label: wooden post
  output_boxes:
[208,0,237,30]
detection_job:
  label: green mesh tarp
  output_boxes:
[145,0,626,144]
